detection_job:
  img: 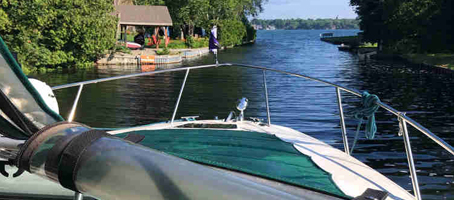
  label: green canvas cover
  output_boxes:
[0,36,64,139]
[117,129,350,199]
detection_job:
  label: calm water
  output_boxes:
[35,30,453,199]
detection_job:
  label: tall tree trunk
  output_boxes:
[180,25,184,41]
[188,24,194,37]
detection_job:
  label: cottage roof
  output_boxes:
[115,5,173,26]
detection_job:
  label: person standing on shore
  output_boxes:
[134,29,145,47]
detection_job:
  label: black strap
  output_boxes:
[353,188,389,200]
[44,133,81,180]
[0,88,38,136]
[57,130,110,192]
[122,133,145,143]
[16,121,77,172]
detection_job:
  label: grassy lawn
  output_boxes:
[120,32,208,49]
[359,42,378,48]
[143,40,189,49]
[166,40,187,49]
[321,36,360,45]
[403,53,454,70]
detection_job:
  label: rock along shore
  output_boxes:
[96,47,211,65]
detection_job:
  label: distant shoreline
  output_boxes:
[251,18,359,30]
[256,28,359,30]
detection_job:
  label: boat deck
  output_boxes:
[110,120,414,200]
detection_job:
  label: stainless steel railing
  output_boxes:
[51,62,454,200]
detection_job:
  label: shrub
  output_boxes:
[244,21,257,42]
[219,20,247,47]
[114,44,131,54]
[186,36,195,48]
[191,38,209,48]
[0,0,117,69]
[167,40,187,49]
[184,36,209,48]
[156,48,170,55]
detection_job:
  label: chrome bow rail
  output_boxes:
[52,63,454,200]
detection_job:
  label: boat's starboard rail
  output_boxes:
[46,62,454,200]
[50,63,454,155]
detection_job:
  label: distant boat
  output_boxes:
[320,32,334,38]
[338,43,351,51]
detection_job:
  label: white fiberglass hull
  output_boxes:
[110,120,415,200]
[0,120,414,200]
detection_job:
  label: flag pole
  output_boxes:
[209,25,220,66]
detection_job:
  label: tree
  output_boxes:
[350,0,386,47]
[219,19,246,46]
[351,0,453,53]
[0,1,10,32]
[250,18,359,30]
[177,0,210,36]
[131,0,266,45]
[0,0,118,69]
[160,0,266,44]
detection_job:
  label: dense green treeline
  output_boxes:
[137,0,264,46]
[0,0,265,70]
[251,19,359,30]
[351,0,454,54]
[0,0,117,71]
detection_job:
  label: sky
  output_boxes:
[257,0,357,19]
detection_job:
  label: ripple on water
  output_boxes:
[34,30,454,200]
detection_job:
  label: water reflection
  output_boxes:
[34,30,454,199]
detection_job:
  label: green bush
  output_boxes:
[191,38,209,48]
[245,23,257,42]
[114,44,131,54]
[186,36,195,48]
[219,20,247,47]
[0,0,117,69]
[390,38,419,54]
[156,48,170,55]
[184,36,208,48]
[167,40,187,49]
[359,43,378,48]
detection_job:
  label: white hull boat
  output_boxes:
[0,36,453,200]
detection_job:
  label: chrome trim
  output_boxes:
[171,68,190,126]
[400,114,422,200]
[225,111,235,122]
[68,84,84,122]
[336,88,349,155]
[50,62,454,156]
[74,192,83,200]
[49,62,454,199]
[0,137,24,150]
[263,70,271,126]
[51,64,227,90]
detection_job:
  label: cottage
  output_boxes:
[114,4,173,48]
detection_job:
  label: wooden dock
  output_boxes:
[320,36,361,46]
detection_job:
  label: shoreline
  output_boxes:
[319,34,454,73]
[96,47,212,65]
[340,45,454,75]
[371,52,454,74]
[96,40,255,65]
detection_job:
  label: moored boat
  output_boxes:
[127,41,142,49]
